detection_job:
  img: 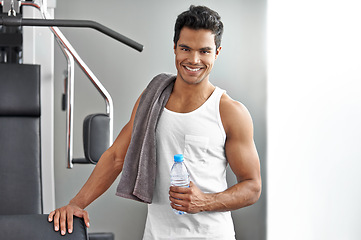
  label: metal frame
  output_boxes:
[0,0,143,168]
[24,1,113,169]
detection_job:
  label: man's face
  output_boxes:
[174,27,221,85]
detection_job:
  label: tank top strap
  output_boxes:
[213,86,226,102]
[211,86,226,142]
[203,86,226,111]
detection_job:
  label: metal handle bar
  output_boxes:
[0,16,144,52]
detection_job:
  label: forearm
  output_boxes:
[203,179,261,212]
[70,148,124,209]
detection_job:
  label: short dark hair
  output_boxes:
[173,5,224,50]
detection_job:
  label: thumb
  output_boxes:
[74,209,90,228]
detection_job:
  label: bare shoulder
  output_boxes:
[219,93,253,137]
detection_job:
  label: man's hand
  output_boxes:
[169,181,212,214]
[48,202,90,235]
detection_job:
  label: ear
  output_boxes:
[173,43,177,54]
[215,46,222,60]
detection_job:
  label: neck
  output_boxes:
[165,76,215,113]
[173,75,214,99]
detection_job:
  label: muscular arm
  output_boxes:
[48,94,141,235]
[169,94,261,213]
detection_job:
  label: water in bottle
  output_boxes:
[170,154,190,215]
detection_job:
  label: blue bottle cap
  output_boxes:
[174,154,184,162]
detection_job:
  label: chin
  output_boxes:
[179,72,209,85]
[181,76,204,85]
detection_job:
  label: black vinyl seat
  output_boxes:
[0,63,88,240]
[0,63,42,215]
[0,215,88,240]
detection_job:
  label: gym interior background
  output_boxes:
[53,0,266,239]
[3,0,360,239]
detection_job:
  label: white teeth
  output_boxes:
[185,66,201,72]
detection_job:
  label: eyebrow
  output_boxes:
[178,44,214,51]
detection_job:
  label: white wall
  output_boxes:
[268,1,361,239]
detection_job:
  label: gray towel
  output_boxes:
[116,73,176,203]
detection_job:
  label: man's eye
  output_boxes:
[182,48,190,51]
[201,51,210,54]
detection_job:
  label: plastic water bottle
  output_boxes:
[170,154,190,215]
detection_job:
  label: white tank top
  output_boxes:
[142,87,235,240]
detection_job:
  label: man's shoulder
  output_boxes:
[149,73,176,84]
[142,73,176,96]
[220,93,253,134]
[220,93,248,114]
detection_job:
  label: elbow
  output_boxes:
[243,178,261,207]
[112,151,125,171]
[102,146,125,172]
[250,179,262,205]
[254,183,262,204]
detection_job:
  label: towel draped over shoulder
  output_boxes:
[116,73,176,203]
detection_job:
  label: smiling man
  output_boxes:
[49,5,261,240]
[174,27,221,85]
[144,6,261,239]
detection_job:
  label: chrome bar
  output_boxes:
[1,17,144,51]
[21,1,114,168]
[63,47,75,169]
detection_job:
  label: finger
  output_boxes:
[169,191,188,200]
[67,212,74,234]
[53,210,60,232]
[82,210,90,228]
[169,196,184,206]
[48,211,55,222]
[170,185,188,191]
[73,209,90,228]
[59,209,67,235]
[170,202,187,212]
[170,186,189,194]
[169,193,181,201]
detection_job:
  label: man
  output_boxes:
[49,5,261,239]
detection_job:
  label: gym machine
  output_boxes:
[0,0,143,239]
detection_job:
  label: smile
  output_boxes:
[184,66,202,72]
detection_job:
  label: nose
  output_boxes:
[188,51,201,64]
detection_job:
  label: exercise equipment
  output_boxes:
[0,215,88,240]
[0,0,143,239]
[1,0,143,168]
[0,63,42,215]
[0,62,89,240]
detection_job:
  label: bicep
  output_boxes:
[108,93,143,162]
[221,98,261,183]
[226,135,260,183]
